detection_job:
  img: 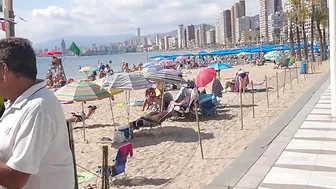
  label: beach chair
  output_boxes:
[172,88,199,120]
[199,93,218,117]
[110,142,133,179]
[140,111,173,138]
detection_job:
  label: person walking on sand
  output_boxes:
[0,38,74,189]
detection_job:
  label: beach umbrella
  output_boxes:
[195,68,216,87]
[143,62,154,68]
[176,56,185,60]
[41,50,62,56]
[159,60,175,67]
[102,73,152,123]
[79,67,91,73]
[237,52,249,56]
[79,67,92,78]
[102,73,152,90]
[94,78,124,95]
[161,69,183,76]
[208,63,232,71]
[55,80,110,141]
[142,66,160,74]
[155,57,165,61]
[146,70,186,84]
[264,51,282,60]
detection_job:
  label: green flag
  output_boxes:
[69,42,82,56]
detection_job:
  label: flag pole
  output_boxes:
[3,0,15,37]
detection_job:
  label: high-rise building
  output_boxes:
[251,14,260,29]
[215,18,221,44]
[186,25,195,47]
[183,29,187,48]
[199,24,211,47]
[231,0,246,44]
[61,39,66,53]
[217,10,232,45]
[206,29,216,45]
[268,11,285,42]
[159,38,165,50]
[259,0,282,42]
[195,28,200,47]
[168,37,178,50]
[164,35,170,50]
[137,28,141,46]
[236,16,252,43]
[155,34,160,46]
[177,24,184,49]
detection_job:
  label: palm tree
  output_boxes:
[310,0,316,62]
[286,1,296,57]
[299,1,309,60]
[314,5,328,60]
[291,0,302,60]
[321,19,328,59]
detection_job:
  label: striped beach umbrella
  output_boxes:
[54,80,110,141]
[94,78,124,96]
[102,73,152,90]
[146,70,186,84]
[55,80,110,102]
[102,73,152,124]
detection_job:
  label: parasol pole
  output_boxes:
[81,102,86,142]
[194,101,204,159]
[108,97,116,128]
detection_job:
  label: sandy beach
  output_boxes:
[63,61,330,189]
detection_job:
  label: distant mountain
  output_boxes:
[33,33,135,49]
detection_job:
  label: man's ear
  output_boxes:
[0,63,8,82]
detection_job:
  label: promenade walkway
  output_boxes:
[204,75,334,189]
[259,85,335,189]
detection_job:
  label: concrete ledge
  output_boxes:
[204,73,330,189]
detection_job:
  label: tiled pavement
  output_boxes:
[259,86,336,189]
[204,75,332,189]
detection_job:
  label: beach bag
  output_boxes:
[113,130,126,143]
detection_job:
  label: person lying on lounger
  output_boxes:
[168,90,191,111]
[66,105,97,123]
[129,109,172,137]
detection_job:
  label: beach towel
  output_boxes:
[113,142,133,176]
[212,79,224,97]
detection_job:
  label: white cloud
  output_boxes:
[13,0,262,43]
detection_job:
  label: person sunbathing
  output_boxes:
[168,91,191,111]
[66,105,97,123]
[129,109,172,137]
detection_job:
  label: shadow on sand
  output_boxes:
[112,177,171,187]
[111,126,214,149]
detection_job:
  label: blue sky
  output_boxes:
[2,0,289,43]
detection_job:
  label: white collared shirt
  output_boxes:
[0,80,74,189]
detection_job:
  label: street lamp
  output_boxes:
[3,0,15,37]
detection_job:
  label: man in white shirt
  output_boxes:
[0,37,74,189]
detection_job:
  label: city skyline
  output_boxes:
[0,0,289,43]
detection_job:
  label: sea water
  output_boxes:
[37,51,187,79]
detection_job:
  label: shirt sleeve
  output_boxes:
[6,109,56,175]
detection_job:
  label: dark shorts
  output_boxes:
[238,72,247,79]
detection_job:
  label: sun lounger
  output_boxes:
[130,110,173,138]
